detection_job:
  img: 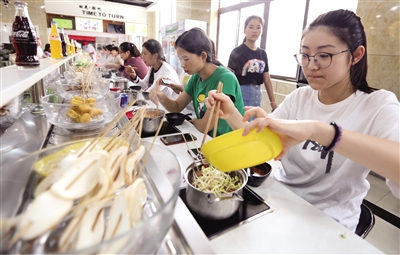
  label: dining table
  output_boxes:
[140,98,384,254]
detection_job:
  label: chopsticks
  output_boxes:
[155,79,160,114]
[201,82,223,147]
[182,133,199,168]
[182,133,208,169]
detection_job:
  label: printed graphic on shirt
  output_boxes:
[182,74,191,85]
[302,140,335,174]
[241,59,265,76]
[196,94,206,118]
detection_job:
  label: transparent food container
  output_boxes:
[41,91,121,131]
[0,92,24,130]
[0,139,182,254]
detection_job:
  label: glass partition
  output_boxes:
[265,0,306,78]
[217,11,239,66]
[219,0,240,8]
[307,0,359,26]
[238,4,265,47]
[218,0,360,80]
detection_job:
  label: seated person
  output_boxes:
[125,39,180,100]
[108,42,148,81]
[204,9,399,232]
[148,28,244,137]
[43,43,51,57]
[104,45,123,68]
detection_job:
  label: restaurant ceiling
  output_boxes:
[105,0,154,8]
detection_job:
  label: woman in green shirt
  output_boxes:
[149,28,244,136]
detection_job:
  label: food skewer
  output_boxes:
[136,113,164,181]
[79,99,137,156]
[2,88,168,253]
[103,107,144,152]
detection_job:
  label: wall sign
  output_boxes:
[44,0,147,23]
[125,23,147,36]
[78,4,124,20]
[75,17,103,32]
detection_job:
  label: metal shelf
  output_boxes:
[0,55,76,108]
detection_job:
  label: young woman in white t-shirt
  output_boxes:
[205,9,399,232]
[125,39,180,100]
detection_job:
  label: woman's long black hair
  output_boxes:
[119,42,141,58]
[44,43,50,52]
[305,9,376,93]
[175,28,222,66]
[142,39,166,61]
[104,44,113,51]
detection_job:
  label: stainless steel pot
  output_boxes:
[112,78,129,90]
[142,108,165,134]
[185,162,248,220]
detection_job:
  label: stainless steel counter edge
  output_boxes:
[1,110,51,166]
[1,110,51,220]
[173,197,216,254]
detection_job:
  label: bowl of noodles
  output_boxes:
[184,162,248,220]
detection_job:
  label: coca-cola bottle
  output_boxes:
[12,1,39,67]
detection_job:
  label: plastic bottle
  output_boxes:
[65,34,71,56]
[59,28,67,57]
[12,1,39,67]
[70,39,76,54]
[49,21,63,59]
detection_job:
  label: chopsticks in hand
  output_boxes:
[201,82,223,147]
[155,78,160,113]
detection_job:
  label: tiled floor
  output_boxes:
[364,174,400,255]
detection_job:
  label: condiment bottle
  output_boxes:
[49,21,63,59]
[59,28,67,57]
[12,1,39,67]
[65,34,71,56]
[70,39,76,54]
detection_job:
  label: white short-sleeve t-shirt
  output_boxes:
[271,87,399,231]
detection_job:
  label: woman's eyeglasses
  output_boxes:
[294,49,350,69]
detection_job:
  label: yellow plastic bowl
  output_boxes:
[202,127,282,172]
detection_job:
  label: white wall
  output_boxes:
[1,24,40,44]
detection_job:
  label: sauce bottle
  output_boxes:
[59,28,67,57]
[12,1,39,67]
[49,21,63,59]
[65,34,71,56]
[70,39,76,54]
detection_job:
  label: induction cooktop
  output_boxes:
[179,186,273,239]
[140,121,181,138]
